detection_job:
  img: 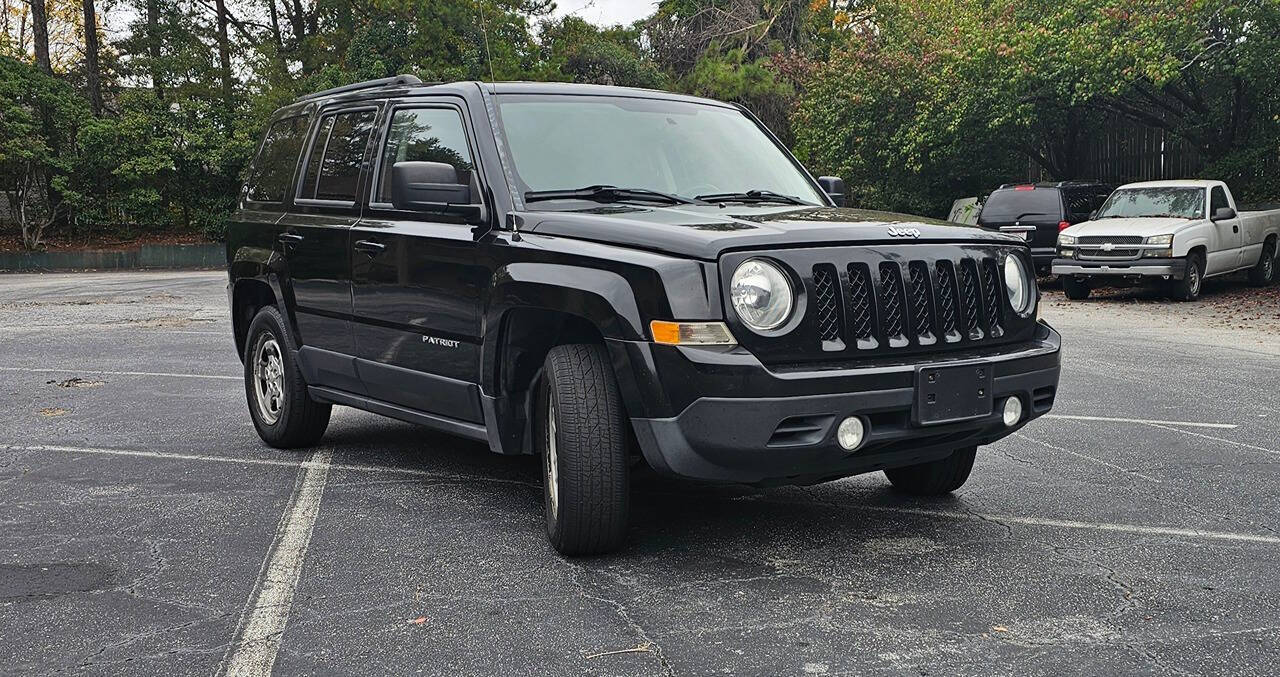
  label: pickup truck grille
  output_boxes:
[1078,235,1143,245]
[724,244,1036,365]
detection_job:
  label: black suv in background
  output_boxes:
[978,181,1113,275]
[227,76,1061,555]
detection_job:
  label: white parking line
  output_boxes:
[0,366,238,380]
[1044,414,1237,429]
[219,448,333,677]
[4,442,1274,546]
[1141,422,1280,458]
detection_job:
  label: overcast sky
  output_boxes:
[551,0,660,26]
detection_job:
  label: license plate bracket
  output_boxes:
[915,362,993,426]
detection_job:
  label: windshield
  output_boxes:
[493,94,825,207]
[979,188,1062,222]
[1095,187,1206,219]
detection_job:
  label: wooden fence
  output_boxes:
[1025,113,1203,184]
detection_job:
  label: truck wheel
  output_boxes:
[1170,253,1204,301]
[1247,239,1276,286]
[243,306,331,448]
[884,445,977,495]
[537,344,629,556]
[1061,276,1090,300]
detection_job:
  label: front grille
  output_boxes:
[724,245,1036,365]
[1079,235,1143,245]
[1079,248,1141,259]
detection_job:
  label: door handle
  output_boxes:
[277,232,304,245]
[1233,225,1239,233]
[354,239,386,255]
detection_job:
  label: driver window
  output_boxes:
[1210,187,1229,214]
[377,108,475,204]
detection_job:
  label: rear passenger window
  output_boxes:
[299,109,377,202]
[376,108,475,204]
[246,115,310,202]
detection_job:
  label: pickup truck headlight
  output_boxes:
[1058,234,1077,246]
[730,258,794,332]
[1003,254,1035,317]
[1145,234,1174,257]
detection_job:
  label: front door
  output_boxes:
[1207,185,1241,273]
[277,105,380,393]
[350,102,490,423]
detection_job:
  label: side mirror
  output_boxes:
[817,176,846,207]
[1212,206,1236,221]
[391,161,484,223]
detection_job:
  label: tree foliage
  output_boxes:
[1,0,1277,247]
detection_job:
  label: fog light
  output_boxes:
[1002,397,1023,427]
[837,416,866,451]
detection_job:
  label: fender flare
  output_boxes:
[228,245,294,354]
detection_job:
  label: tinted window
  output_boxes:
[299,109,377,202]
[246,115,310,202]
[1211,187,1229,212]
[377,108,475,203]
[1062,187,1110,219]
[979,188,1063,222]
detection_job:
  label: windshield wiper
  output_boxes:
[695,190,813,206]
[524,185,701,205]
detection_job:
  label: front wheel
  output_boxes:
[1061,276,1090,300]
[884,446,977,495]
[537,344,630,556]
[1247,239,1276,286]
[1170,253,1204,302]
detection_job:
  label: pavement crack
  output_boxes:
[565,564,676,676]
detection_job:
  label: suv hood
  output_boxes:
[519,204,1019,260]
[1062,217,1199,238]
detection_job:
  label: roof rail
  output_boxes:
[292,74,424,103]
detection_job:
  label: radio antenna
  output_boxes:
[480,5,496,82]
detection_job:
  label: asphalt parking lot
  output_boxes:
[1,271,1277,676]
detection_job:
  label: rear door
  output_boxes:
[1208,185,1242,273]
[233,111,312,290]
[349,100,491,423]
[277,104,380,393]
[977,186,1063,249]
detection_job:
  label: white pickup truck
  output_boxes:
[1052,180,1280,300]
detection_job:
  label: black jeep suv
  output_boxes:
[227,76,1061,555]
[978,181,1113,275]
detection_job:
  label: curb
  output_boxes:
[0,243,225,272]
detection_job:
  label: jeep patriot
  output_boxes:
[227,76,1062,555]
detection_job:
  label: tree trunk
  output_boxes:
[30,0,51,74]
[147,0,164,99]
[82,0,103,115]
[214,0,233,111]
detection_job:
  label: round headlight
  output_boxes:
[730,258,794,332]
[1003,254,1034,316]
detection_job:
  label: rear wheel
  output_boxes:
[243,306,331,448]
[1170,253,1204,301]
[884,446,977,495]
[1062,276,1090,300]
[537,344,629,556]
[1247,239,1276,286]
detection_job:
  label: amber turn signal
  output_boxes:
[649,321,736,346]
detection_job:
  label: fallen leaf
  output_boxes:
[38,407,68,417]
[992,626,1008,632]
[407,617,427,625]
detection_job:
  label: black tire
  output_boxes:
[884,446,977,495]
[536,343,629,556]
[243,305,331,448]
[1170,252,1204,302]
[1061,276,1090,300]
[1247,239,1276,287]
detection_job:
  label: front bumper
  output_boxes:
[1030,247,1055,272]
[1052,257,1186,280]
[616,322,1061,486]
